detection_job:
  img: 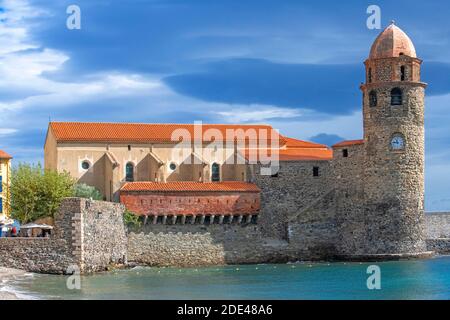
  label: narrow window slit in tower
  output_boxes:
[369,90,377,107]
[313,166,320,177]
[343,149,348,158]
[391,88,403,105]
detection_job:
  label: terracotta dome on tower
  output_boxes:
[369,22,417,59]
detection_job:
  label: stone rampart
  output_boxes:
[0,198,127,274]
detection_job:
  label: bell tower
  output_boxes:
[359,22,429,257]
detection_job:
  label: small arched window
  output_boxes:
[391,88,403,105]
[400,66,406,81]
[126,162,134,182]
[211,163,220,182]
[368,68,372,83]
[369,90,377,107]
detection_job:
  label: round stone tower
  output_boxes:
[359,22,429,257]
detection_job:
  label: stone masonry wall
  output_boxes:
[0,198,127,274]
[287,188,337,260]
[126,161,344,266]
[80,199,128,273]
[425,212,450,254]
[361,55,427,256]
[127,224,291,267]
[252,160,332,240]
[0,238,75,274]
[0,199,77,274]
[332,143,366,255]
[425,213,450,238]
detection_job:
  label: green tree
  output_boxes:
[74,183,103,200]
[123,209,142,228]
[9,163,75,223]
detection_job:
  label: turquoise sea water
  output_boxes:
[9,256,450,300]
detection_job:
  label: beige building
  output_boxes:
[0,150,12,219]
[44,122,331,201]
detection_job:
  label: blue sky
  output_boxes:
[0,0,449,210]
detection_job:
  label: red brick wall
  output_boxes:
[120,191,260,216]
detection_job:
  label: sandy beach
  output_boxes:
[0,267,32,300]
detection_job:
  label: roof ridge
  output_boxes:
[0,150,12,159]
[332,139,365,148]
[50,121,273,127]
[48,122,284,144]
[121,181,261,192]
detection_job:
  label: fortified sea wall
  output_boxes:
[120,172,450,264]
[0,198,127,274]
[0,198,449,274]
[127,224,290,267]
[127,161,338,266]
[425,212,450,254]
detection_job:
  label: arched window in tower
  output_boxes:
[126,162,134,182]
[391,88,403,105]
[368,68,372,83]
[211,163,220,182]
[369,90,377,107]
[400,66,406,81]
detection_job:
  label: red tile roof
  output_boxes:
[48,122,334,162]
[49,122,284,145]
[332,139,365,148]
[245,148,333,162]
[121,181,261,193]
[282,136,328,149]
[278,149,333,161]
[0,150,12,159]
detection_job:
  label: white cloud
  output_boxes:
[216,106,302,123]
[0,128,17,135]
[0,0,49,54]
[0,0,166,115]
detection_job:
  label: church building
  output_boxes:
[44,23,430,259]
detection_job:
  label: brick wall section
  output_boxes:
[120,191,260,216]
[0,198,127,274]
